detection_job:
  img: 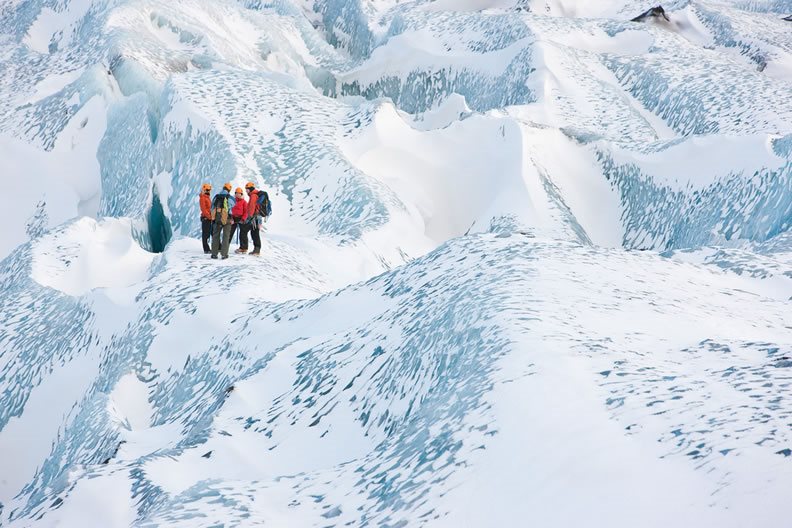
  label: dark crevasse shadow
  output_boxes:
[147,188,172,253]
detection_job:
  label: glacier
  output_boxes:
[1,0,791,526]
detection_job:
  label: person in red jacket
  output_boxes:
[199,183,212,254]
[229,187,248,253]
[245,181,262,256]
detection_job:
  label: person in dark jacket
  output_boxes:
[229,187,248,254]
[210,183,236,260]
[199,183,212,254]
[245,181,262,256]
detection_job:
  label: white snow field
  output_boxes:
[1,0,791,526]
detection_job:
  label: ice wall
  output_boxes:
[596,134,792,250]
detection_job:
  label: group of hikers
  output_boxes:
[199,181,272,259]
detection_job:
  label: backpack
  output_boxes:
[256,191,272,218]
[211,194,230,225]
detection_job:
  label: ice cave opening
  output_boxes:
[147,188,171,253]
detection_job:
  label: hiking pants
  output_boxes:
[201,217,212,253]
[229,217,248,250]
[249,220,261,251]
[211,220,232,258]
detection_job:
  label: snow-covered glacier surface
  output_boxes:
[1,0,791,526]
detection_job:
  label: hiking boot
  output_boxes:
[235,248,247,254]
[211,255,218,259]
[221,255,229,260]
[203,250,211,255]
[250,249,261,256]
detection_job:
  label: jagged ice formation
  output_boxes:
[1,0,791,526]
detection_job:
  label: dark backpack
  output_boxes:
[211,194,230,225]
[256,191,272,218]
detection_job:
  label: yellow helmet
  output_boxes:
[245,181,256,190]
[201,183,212,192]
[223,182,232,191]
[234,187,243,194]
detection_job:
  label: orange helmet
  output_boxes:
[201,183,212,192]
[245,181,256,190]
[234,187,243,194]
[223,182,232,191]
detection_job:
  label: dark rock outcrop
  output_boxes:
[632,6,670,23]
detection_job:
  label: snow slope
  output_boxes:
[0,0,791,526]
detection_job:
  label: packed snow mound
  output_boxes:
[31,217,155,296]
[1,0,791,526]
